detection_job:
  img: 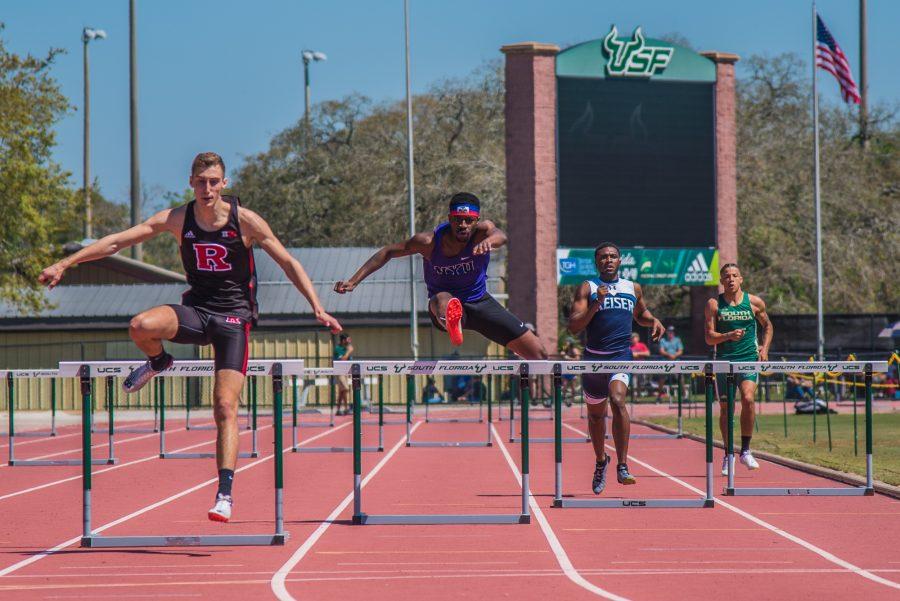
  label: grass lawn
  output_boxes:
[647,412,900,487]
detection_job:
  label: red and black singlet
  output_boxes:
[179,195,258,324]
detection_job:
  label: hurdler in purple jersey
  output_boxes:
[335,192,547,360]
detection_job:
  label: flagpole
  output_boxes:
[812,2,825,360]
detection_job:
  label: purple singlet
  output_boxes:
[422,223,489,303]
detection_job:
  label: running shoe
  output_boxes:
[208,493,233,523]
[616,463,637,485]
[592,455,611,494]
[445,297,464,346]
[721,456,730,476]
[122,354,173,394]
[740,450,760,470]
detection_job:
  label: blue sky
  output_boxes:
[3,0,896,212]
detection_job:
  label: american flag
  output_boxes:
[816,13,860,105]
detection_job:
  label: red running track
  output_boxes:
[0,407,898,600]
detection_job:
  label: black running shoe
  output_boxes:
[122,354,173,393]
[617,463,637,485]
[592,455,611,495]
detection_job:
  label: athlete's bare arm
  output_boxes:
[471,220,507,256]
[567,281,603,335]
[38,207,184,289]
[333,232,435,294]
[632,283,665,342]
[704,297,744,346]
[750,295,773,361]
[240,208,342,333]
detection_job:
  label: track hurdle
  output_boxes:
[6,370,117,467]
[337,360,531,525]
[293,367,383,453]
[293,369,335,430]
[553,360,724,509]
[91,375,158,435]
[724,360,888,497]
[363,374,407,425]
[509,373,586,444]
[58,359,299,547]
[2,370,57,438]
[159,374,260,460]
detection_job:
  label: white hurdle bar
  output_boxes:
[4,370,117,467]
[723,361,888,497]
[335,360,532,525]
[551,360,727,509]
[59,359,302,547]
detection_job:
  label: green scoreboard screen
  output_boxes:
[557,77,716,248]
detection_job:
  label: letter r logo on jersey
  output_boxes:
[193,243,232,272]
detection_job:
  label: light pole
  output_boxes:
[301,49,327,141]
[82,27,106,240]
[403,0,419,358]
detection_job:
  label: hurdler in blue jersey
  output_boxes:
[39,152,343,522]
[335,192,547,360]
[567,243,665,494]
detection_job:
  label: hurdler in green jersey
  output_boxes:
[705,263,773,475]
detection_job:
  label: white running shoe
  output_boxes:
[208,493,233,523]
[721,456,730,476]
[740,450,760,470]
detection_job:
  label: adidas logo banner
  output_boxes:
[557,248,720,287]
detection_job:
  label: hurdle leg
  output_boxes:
[7,373,14,465]
[378,375,384,451]
[106,376,116,464]
[704,366,715,506]
[677,374,683,437]
[726,370,736,492]
[352,364,363,523]
[519,364,531,523]
[508,380,515,442]
[292,376,298,449]
[51,377,57,436]
[272,364,286,540]
[81,366,93,544]
[251,376,259,457]
[158,378,166,457]
[865,365,874,493]
[405,374,413,443]
[486,378,493,446]
[553,364,563,504]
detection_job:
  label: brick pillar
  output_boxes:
[690,51,740,355]
[501,42,560,357]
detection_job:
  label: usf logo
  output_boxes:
[602,26,673,78]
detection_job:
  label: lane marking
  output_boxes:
[314,550,548,555]
[563,422,900,592]
[270,422,421,601]
[492,424,631,601]
[0,423,349,578]
[0,419,159,454]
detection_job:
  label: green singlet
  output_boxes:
[717,292,758,384]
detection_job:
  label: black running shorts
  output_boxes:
[428,294,529,346]
[168,305,251,373]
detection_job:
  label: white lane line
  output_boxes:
[492,424,630,601]
[563,422,900,592]
[270,421,422,601]
[0,422,349,578]
[0,419,161,453]
[0,422,226,502]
